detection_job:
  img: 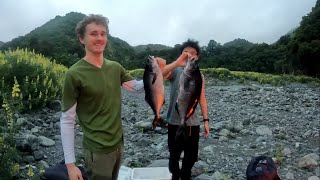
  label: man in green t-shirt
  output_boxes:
[60,14,189,180]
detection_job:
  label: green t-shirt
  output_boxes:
[61,58,133,153]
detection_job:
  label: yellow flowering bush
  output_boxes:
[0,48,67,110]
[0,89,20,179]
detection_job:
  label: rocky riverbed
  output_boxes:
[13,80,320,179]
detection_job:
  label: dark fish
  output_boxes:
[143,55,166,129]
[175,58,202,141]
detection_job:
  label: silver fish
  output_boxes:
[143,55,166,129]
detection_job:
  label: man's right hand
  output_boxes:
[175,52,190,67]
[155,57,166,72]
[66,163,83,180]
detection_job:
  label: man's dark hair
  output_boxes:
[180,39,200,55]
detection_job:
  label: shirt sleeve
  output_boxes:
[122,79,144,93]
[61,70,79,112]
[119,64,134,84]
[60,103,77,164]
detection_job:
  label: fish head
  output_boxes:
[148,55,159,68]
[144,55,157,71]
[184,57,199,73]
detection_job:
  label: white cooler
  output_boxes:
[118,166,171,180]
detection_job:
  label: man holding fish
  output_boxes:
[159,39,210,180]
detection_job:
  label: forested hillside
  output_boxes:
[0,12,136,68]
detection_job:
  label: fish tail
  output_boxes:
[175,123,187,143]
[152,116,168,129]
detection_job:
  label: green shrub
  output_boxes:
[131,66,319,87]
[275,145,285,164]
[0,48,67,110]
[202,68,233,80]
[129,69,144,79]
[201,68,320,86]
[0,97,20,179]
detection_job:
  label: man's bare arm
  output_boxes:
[156,52,190,79]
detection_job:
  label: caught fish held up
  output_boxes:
[143,55,166,129]
[175,58,202,141]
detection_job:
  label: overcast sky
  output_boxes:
[0,0,317,46]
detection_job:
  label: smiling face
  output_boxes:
[79,22,107,55]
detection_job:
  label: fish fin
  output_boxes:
[175,102,180,117]
[186,99,199,118]
[152,73,157,84]
[175,123,187,143]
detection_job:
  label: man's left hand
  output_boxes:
[203,121,210,138]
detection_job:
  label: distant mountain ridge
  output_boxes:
[133,44,172,53]
[223,38,254,47]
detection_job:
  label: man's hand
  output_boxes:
[66,163,83,180]
[175,52,189,67]
[175,52,199,67]
[155,57,166,72]
[203,121,210,138]
[157,52,193,78]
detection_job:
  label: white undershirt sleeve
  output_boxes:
[60,103,77,164]
[122,79,144,93]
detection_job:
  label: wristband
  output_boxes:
[203,118,209,122]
